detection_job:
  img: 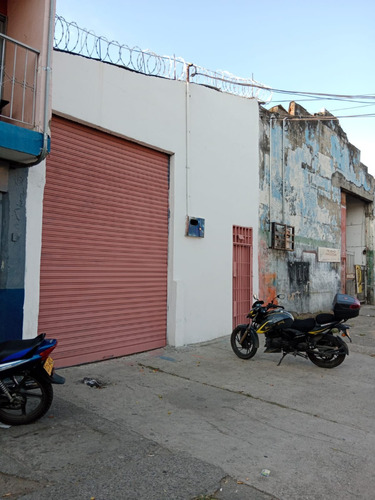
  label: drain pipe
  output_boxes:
[20,0,54,167]
[40,0,55,160]
[269,114,274,226]
[185,63,193,216]
[282,117,288,221]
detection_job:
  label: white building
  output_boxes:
[25,43,261,366]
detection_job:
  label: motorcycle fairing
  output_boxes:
[291,314,344,335]
[0,334,46,363]
[256,311,294,334]
[0,354,41,373]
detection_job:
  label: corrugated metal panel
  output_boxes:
[38,116,169,367]
[233,226,253,328]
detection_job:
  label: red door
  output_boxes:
[39,116,169,367]
[340,191,347,293]
[233,226,253,328]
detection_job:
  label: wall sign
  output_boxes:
[318,247,340,263]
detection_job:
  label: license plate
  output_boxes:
[44,356,54,375]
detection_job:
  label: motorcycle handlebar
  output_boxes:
[267,303,284,310]
[250,295,285,315]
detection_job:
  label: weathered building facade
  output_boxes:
[0,0,55,341]
[259,102,375,314]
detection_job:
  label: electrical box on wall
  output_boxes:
[185,216,205,238]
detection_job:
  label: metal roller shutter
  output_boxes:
[38,116,169,367]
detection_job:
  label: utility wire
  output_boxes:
[193,70,375,118]
[254,83,375,100]
[328,103,375,112]
[273,97,375,105]
[262,87,375,118]
[281,113,375,121]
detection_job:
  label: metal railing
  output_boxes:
[0,33,40,127]
[54,15,272,103]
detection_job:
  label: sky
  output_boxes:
[55,0,375,176]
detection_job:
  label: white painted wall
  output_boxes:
[23,160,46,338]
[38,50,260,346]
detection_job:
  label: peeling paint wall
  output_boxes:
[259,102,375,313]
[0,167,28,340]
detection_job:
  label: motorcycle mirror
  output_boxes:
[253,294,259,300]
[277,293,285,299]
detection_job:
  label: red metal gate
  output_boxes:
[341,191,347,293]
[232,226,253,328]
[39,116,169,367]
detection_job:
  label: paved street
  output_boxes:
[1,306,375,499]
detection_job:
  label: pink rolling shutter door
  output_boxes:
[39,116,169,367]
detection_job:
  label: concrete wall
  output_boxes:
[6,0,55,131]
[0,161,45,342]
[25,50,260,346]
[259,102,375,313]
[23,160,45,339]
[0,167,27,340]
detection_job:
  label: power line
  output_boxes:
[260,85,375,119]
[253,82,375,101]
[328,103,375,113]
[276,113,375,121]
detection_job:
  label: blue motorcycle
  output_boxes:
[0,333,65,425]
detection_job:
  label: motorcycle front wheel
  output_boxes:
[0,370,53,425]
[231,325,258,359]
[307,335,346,368]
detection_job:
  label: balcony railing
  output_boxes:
[0,33,40,128]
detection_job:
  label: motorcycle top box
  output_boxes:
[333,294,360,320]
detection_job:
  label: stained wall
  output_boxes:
[259,102,375,313]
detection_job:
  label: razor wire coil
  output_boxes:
[54,15,272,103]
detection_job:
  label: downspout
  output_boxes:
[40,0,54,161]
[282,117,288,221]
[21,0,54,167]
[269,115,274,226]
[185,63,193,216]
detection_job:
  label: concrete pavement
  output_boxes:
[1,306,375,499]
[346,304,375,353]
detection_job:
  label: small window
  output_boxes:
[271,222,295,251]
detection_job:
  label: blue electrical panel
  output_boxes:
[186,216,205,238]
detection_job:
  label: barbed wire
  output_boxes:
[54,15,272,103]
[189,66,272,102]
[54,15,188,79]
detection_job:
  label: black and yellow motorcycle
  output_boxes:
[230,293,360,368]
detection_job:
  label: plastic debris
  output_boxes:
[261,469,271,477]
[82,377,103,388]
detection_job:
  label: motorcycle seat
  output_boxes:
[0,333,46,362]
[315,313,336,325]
[291,317,316,332]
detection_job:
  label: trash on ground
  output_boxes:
[82,377,104,388]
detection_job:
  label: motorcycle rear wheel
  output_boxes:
[307,335,346,368]
[0,370,53,425]
[231,325,258,359]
